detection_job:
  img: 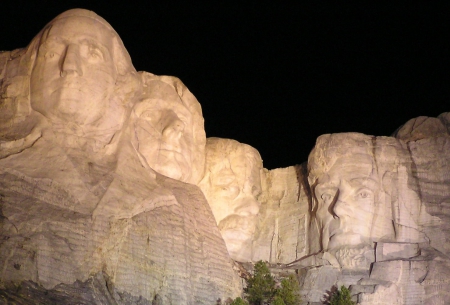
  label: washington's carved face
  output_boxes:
[134,98,194,182]
[314,154,379,251]
[30,16,118,125]
[200,139,262,261]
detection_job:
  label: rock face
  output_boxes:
[1,7,450,305]
[0,9,241,304]
[253,165,311,264]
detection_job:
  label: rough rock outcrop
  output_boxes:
[253,165,311,264]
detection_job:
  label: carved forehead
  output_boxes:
[205,138,262,187]
[134,98,191,122]
[50,9,116,33]
[308,133,403,183]
[326,155,376,180]
[205,138,262,168]
[43,16,115,46]
[29,9,134,76]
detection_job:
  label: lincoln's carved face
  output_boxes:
[200,138,262,262]
[30,15,118,126]
[308,134,396,255]
[314,154,379,250]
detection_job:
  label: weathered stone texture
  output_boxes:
[0,170,241,304]
[253,165,309,263]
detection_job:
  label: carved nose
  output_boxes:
[61,44,83,77]
[162,117,185,140]
[234,197,260,217]
[332,198,351,219]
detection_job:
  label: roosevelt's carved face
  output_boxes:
[30,16,118,126]
[200,138,262,262]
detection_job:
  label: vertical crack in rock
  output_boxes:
[295,163,312,210]
[405,141,423,201]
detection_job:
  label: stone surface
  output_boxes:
[375,242,420,262]
[199,138,263,262]
[393,115,449,142]
[0,9,240,304]
[1,7,450,305]
[252,165,310,264]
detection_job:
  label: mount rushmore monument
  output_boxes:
[1,9,449,305]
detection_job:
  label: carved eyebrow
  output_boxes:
[41,36,110,57]
[79,39,109,56]
[349,178,378,189]
[40,36,63,47]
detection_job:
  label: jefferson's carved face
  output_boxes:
[134,98,194,182]
[314,154,379,250]
[30,16,118,125]
[200,139,262,261]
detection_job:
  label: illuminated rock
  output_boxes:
[0,9,240,304]
[301,123,450,304]
[199,138,262,262]
[253,165,310,264]
[132,72,206,184]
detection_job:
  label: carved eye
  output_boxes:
[140,111,153,119]
[45,51,56,59]
[88,46,104,61]
[356,189,373,200]
[321,193,333,203]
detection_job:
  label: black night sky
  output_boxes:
[1,2,449,169]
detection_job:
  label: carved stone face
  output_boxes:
[314,154,379,250]
[134,98,194,182]
[132,74,205,184]
[30,15,118,126]
[200,138,262,261]
[309,134,396,255]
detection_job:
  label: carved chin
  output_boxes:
[331,244,375,270]
[152,150,191,182]
[221,229,253,262]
